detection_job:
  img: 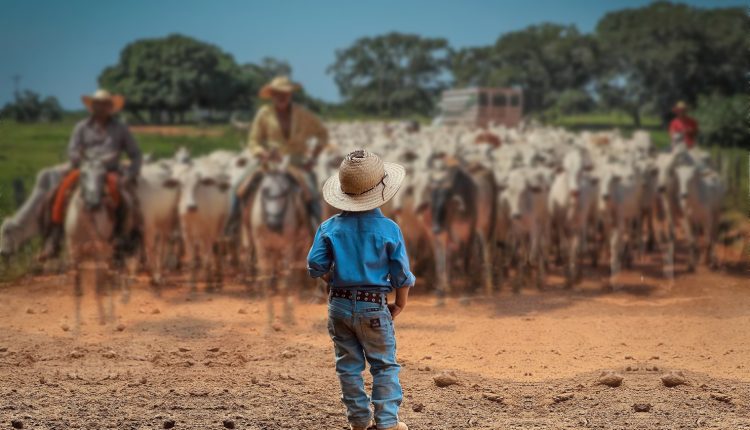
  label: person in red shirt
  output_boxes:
[669,101,699,149]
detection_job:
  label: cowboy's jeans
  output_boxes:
[327,292,402,429]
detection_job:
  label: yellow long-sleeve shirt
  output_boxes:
[248,103,328,164]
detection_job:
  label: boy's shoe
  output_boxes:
[381,423,408,430]
[350,421,374,430]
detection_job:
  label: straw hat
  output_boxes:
[322,150,405,212]
[672,100,688,113]
[82,89,125,113]
[259,76,302,99]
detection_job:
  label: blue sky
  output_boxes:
[0,0,744,109]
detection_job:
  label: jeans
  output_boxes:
[327,289,402,429]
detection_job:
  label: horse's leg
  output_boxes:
[281,251,295,326]
[73,261,83,335]
[94,264,107,325]
[256,250,275,331]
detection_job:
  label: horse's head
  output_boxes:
[258,170,294,232]
[79,151,112,211]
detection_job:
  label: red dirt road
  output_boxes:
[0,266,748,429]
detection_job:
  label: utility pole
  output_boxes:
[11,74,21,98]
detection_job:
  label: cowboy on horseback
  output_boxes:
[38,89,142,261]
[246,76,328,226]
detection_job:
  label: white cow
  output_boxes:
[674,165,725,270]
[136,162,182,285]
[595,162,643,288]
[502,167,551,290]
[175,158,232,291]
[548,149,597,288]
[1,163,69,257]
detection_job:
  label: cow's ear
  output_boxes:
[555,166,565,174]
[612,175,621,182]
[162,178,180,189]
[218,182,231,192]
[583,164,595,172]
[235,157,248,168]
[529,185,542,193]
[589,177,599,185]
[200,177,216,186]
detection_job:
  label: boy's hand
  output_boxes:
[388,303,404,319]
[388,287,410,320]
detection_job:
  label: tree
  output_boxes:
[693,93,748,148]
[449,24,600,114]
[596,2,748,125]
[328,32,451,117]
[0,90,63,122]
[99,34,245,123]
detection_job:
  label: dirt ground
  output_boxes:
[0,263,748,430]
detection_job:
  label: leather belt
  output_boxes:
[330,289,386,303]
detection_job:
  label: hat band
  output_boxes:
[343,173,388,201]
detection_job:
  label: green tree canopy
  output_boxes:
[595,2,747,124]
[450,23,600,114]
[328,32,451,117]
[0,90,63,123]
[99,34,244,122]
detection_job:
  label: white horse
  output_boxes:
[64,152,122,329]
[243,159,313,328]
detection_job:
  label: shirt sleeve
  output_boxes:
[307,110,329,153]
[307,225,332,278]
[387,227,416,289]
[122,126,142,177]
[67,122,84,167]
[248,107,268,156]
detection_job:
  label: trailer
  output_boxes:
[437,87,523,127]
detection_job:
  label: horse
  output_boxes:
[64,152,123,329]
[242,159,313,328]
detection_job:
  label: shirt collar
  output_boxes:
[340,208,384,218]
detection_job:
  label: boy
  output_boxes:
[307,150,414,430]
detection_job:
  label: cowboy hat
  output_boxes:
[81,89,125,113]
[672,100,688,112]
[322,150,405,212]
[259,76,302,99]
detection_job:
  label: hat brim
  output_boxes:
[322,162,405,212]
[259,83,301,99]
[82,94,125,113]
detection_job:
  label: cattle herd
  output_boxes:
[0,122,728,304]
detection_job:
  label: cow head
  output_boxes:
[674,165,697,203]
[0,218,18,257]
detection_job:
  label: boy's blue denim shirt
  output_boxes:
[307,208,416,291]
